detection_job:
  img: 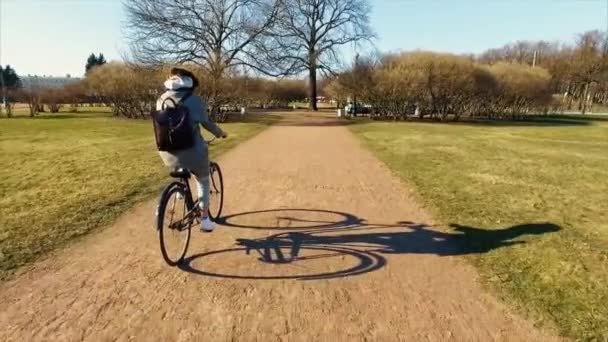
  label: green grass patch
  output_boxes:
[0,111,274,279]
[350,118,608,340]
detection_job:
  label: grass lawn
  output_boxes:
[288,101,335,109]
[350,117,608,340]
[0,109,274,279]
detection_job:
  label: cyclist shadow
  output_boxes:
[235,221,560,263]
[179,209,560,280]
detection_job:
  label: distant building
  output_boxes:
[20,74,82,89]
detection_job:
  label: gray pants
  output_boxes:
[159,140,211,207]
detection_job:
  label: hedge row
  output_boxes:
[328,52,554,120]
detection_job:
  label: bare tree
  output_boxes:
[17,88,41,117]
[572,31,606,114]
[253,0,374,110]
[124,0,281,109]
[478,30,608,114]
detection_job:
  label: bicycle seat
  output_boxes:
[170,168,191,178]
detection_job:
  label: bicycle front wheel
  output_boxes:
[157,183,192,266]
[208,162,224,221]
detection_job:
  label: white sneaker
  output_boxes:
[200,217,214,232]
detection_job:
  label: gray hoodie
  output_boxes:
[155,79,223,178]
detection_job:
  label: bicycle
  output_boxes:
[156,138,224,266]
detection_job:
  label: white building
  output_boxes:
[20,74,82,89]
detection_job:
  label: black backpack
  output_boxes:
[151,93,195,152]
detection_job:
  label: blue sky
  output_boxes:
[1,0,606,77]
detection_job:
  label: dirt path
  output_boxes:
[0,113,558,341]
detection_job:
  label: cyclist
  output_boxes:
[156,67,226,232]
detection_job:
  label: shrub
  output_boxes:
[86,63,163,118]
[346,51,553,121]
[488,63,552,118]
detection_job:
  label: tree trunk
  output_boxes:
[5,103,12,118]
[28,96,37,117]
[581,83,588,115]
[308,65,318,111]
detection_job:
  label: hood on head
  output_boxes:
[164,75,193,90]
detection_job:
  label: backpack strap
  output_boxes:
[160,93,177,110]
[160,91,193,110]
[161,91,193,109]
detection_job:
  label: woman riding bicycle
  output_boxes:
[157,67,226,232]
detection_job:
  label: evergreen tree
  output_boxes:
[0,65,21,88]
[97,53,107,66]
[85,53,107,74]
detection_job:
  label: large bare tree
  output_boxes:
[571,31,607,114]
[252,0,374,110]
[124,0,280,107]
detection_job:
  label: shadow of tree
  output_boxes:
[350,114,608,127]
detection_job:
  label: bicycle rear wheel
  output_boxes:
[157,182,192,266]
[208,162,224,221]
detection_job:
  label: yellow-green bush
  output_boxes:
[334,52,554,120]
[86,63,164,118]
[488,62,552,118]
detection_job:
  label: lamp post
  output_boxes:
[0,67,6,116]
[352,53,359,117]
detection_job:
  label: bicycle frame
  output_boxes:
[162,140,222,231]
[167,178,200,232]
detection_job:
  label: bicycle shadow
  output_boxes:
[179,209,560,281]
